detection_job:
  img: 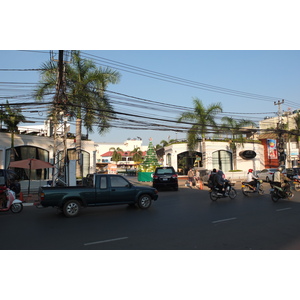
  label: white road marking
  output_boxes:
[276,207,292,212]
[84,237,128,246]
[212,217,237,224]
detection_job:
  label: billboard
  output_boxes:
[267,139,277,159]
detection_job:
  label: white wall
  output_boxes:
[163,141,265,172]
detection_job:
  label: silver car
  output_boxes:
[257,168,277,182]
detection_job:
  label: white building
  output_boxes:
[163,140,264,175]
[0,131,96,180]
[94,137,148,164]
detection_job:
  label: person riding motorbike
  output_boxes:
[246,169,259,190]
[213,170,229,196]
[207,168,217,188]
[273,166,291,193]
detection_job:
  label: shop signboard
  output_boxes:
[267,139,277,159]
[239,150,256,160]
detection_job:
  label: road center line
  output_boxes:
[212,217,237,224]
[84,237,128,246]
[276,207,292,212]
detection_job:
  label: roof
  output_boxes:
[100,151,147,157]
[257,133,278,140]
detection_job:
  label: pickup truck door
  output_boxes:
[93,175,110,205]
[108,175,136,203]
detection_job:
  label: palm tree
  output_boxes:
[131,147,143,163]
[160,140,169,147]
[35,51,121,178]
[2,101,26,162]
[109,147,123,163]
[221,116,256,170]
[177,97,223,168]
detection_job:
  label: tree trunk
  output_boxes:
[202,137,207,169]
[233,147,237,170]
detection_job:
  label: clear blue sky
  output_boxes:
[0,50,299,146]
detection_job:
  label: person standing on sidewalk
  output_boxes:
[187,168,195,188]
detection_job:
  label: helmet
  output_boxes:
[248,169,253,173]
[278,167,283,172]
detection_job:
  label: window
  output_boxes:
[212,150,232,172]
[110,176,129,188]
[156,168,174,175]
[99,176,107,189]
[6,146,50,180]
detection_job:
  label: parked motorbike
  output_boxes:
[209,181,237,201]
[292,177,300,192]
[241,179,264,196]
[0,186,23,213]
[269,181,294,202]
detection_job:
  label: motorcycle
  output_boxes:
[209,180,237,201]
[292,177,300,192]
[269,181,294,202]
[0,186,23,213]
[241,179,264,196]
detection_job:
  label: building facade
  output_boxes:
[163,140,265,174]
[0,132,96,180]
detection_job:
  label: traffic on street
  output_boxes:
[1,181,300,250]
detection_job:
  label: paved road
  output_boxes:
[1,184,300,250]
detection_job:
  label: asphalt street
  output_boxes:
[1,182,300,250]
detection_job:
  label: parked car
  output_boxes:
[286,168,300,179]
[152,167,178,191]
[253,170,261,177]
[257,168,277,182]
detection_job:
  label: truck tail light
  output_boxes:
[39,192,45,201]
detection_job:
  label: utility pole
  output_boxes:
[52,50,64,186]
[52,50,72,186]
[274,99,286,166]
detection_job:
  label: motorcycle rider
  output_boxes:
[207,168,217,188]
[247,169,259,190]
[273,166,291,192]
[213,170,229,196]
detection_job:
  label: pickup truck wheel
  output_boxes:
[138,194,152,209]
[63,200,80,217]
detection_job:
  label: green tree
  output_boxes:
[110,147,123,163]
[131,147,143,162]
[2,101,26,162]
[177,97,223,168]
[221,116,256,170]
[160,140,169,147]
[35,51,120,177]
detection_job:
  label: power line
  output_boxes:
[80,51,300,107]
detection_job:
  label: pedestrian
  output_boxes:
[187,168,195,188]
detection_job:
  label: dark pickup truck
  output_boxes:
[35,174,158,217]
